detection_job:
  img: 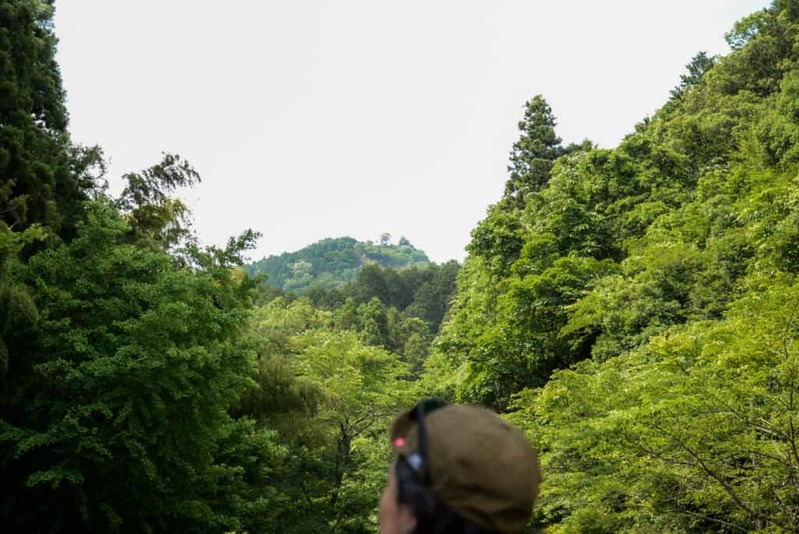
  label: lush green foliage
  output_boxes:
[10,0,799,531]
[511,276,799,532]
[246,236,430,294]
[312,261,460,331]
[1,4,277,531]
[255,259,461,379]
[0,5,440,526]
[1,201,269,532]
[0,0,100,243]
[427,0,799,531]
[237,298,416,532]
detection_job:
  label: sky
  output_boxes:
[54,0,772,264]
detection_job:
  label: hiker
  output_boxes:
[380,400,540,534]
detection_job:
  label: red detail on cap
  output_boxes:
[393,437,405,449]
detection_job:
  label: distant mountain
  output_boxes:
[245,236,430,293]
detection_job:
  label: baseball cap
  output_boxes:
[390,400,540,533]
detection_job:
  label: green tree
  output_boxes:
[504,95,564,200]
[0,200,265,532]
[0,0,97,242]
[244,297,415,532]
[357,297,390,348]
[669,51,717,101]
[514,274,799,532]
[115,153,200,251]
[404,260,460,333]
[294,329,413,532]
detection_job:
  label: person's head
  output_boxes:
[379,400,540,534]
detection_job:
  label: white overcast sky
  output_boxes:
[54,1,771,264]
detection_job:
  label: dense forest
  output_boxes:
[425,1,799,530]
[246,236,430,294]
[4,0,799,532]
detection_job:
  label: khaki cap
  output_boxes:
[390,402,540,533]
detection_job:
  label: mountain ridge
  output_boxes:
[245,235,431,293]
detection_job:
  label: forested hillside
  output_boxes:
[0,2,459,531]
[0,2,277,530]
[246,236,429,293]
[426,1,799,531]
[4,0,799,532]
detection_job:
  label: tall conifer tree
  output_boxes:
[0,0,92,240]
[504,95,563,200]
